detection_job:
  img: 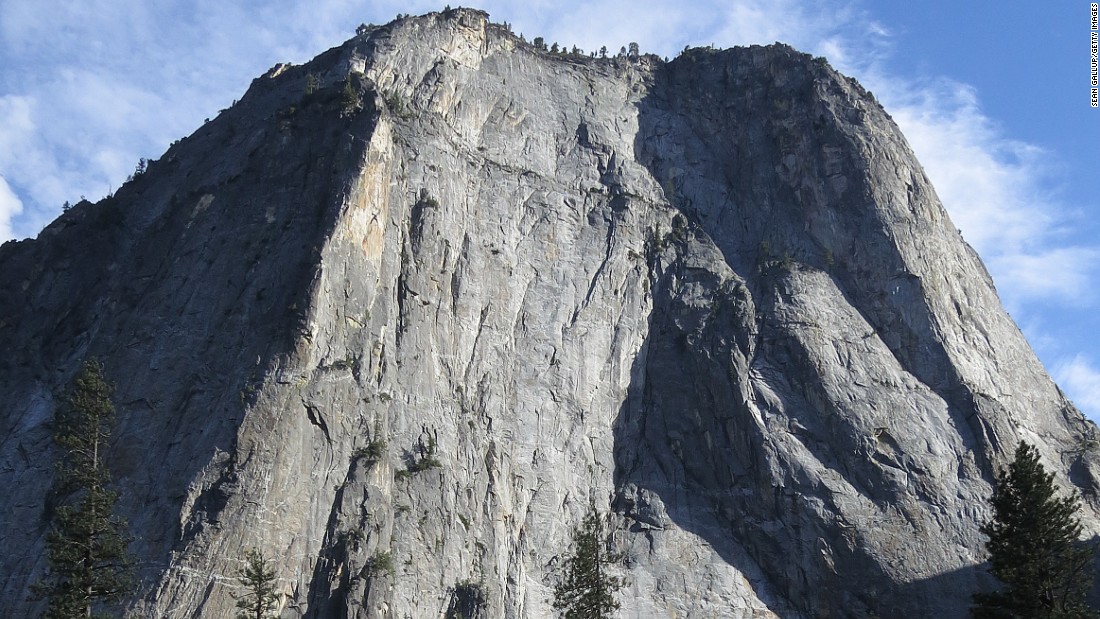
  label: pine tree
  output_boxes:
[552,504,623,618]
[235,548,280,619]
[972,441,1098,618]
[36,360,133,618]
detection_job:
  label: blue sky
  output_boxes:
[1,1,1097,419]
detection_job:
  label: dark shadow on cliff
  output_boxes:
[608,243,972,617]
[625,43,1011,478]
[0,57,382,614]
[610,45,996,618]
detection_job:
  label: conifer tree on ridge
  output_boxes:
[552,503,623,618]
[972,440,1098,618]
[36,359,133,619]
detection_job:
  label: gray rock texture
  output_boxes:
[2,8,1098,618]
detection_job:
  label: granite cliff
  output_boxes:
[2,9,1098,618]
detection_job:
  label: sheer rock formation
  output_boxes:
[2,9,1098,618]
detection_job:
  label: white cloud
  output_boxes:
[991,248,1100,304]
[706,0,893,71]
[1,0,1095,312]
[1055,355,1100,420]
[686,1,1086,309]
[0,1,310,238]
[0,95,35,168]
[0,95,59,239]
[716,0,852,49]
[0,176,24,241]
[877,80,1046,247]
[534,0,699,57]
[865,77,1099,305]
[0,83,152,239]
[552,0,1098,418]
[699,5,1100,313]
[696,3,1100,411]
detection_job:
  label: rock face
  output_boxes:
[2,9,1098,618]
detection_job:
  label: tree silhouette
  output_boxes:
[235,548,280,619]
[972,441,1098,618]
[35,360,133,618]
[552,504,623,618]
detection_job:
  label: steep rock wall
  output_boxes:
[1,9,1097,618]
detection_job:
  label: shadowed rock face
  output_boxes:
[1,9,1097,618]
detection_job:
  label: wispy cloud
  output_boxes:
[528,0,705,56]
[679,1,1099,312]
[2,0,1090,275]
[0,0,481,242]
[993,248,1100,305]
[0,176,23,240]
[1055,356,1100,419]
[784,7,1099,418]
[0,95,35,167]
[875,78,1098,306]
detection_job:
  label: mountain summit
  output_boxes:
[2,8,1097,618]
